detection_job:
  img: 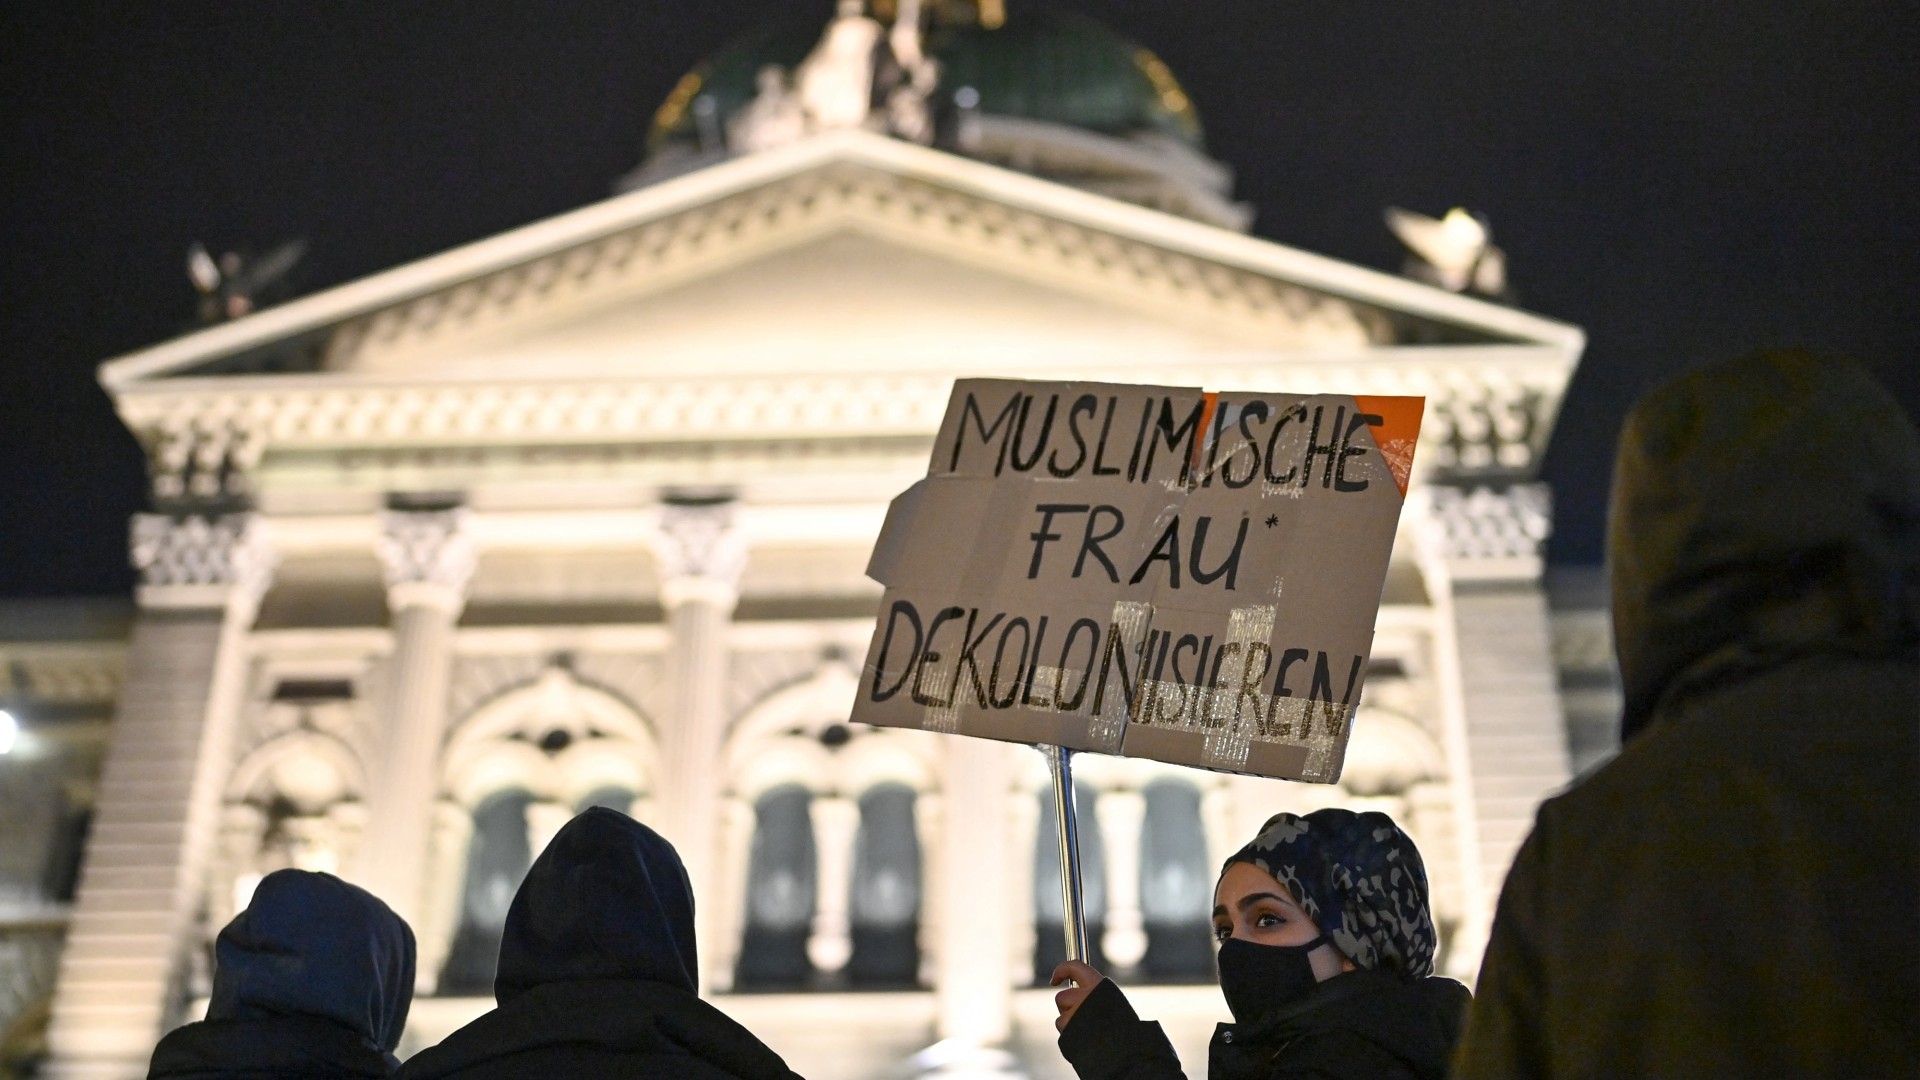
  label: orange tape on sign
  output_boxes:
[1190,391,1220,477]
[1352,395,1425,498]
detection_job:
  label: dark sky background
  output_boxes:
[3,1,1915,599]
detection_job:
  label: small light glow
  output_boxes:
[0,709,16,755]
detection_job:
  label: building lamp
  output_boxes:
[0,708,16,755]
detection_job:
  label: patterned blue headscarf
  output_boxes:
[1220,808,1437,980]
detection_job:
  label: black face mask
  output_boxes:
[1216,935,1332,1026]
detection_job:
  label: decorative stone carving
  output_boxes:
[146,413,268,501]
[130,513,276,614]
[377,508,477,612]
[653,500,748,608]
[1413,484,1551,573]
[1418,483,1550,562]
[1415,379,1547,474]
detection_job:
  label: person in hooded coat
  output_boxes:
[147,869,416,1080]
[395,807,804,1080]
[1053,809,1470,1080]
[1453,351,1920,1079]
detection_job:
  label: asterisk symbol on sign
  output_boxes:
[1264,514,1280,528]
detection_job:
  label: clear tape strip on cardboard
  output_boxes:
[920,595,1351,773]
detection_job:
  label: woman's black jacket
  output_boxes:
[1059,970,1469,1080]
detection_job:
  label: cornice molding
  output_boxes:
[0,645,125,706]
[116,348,1572,502]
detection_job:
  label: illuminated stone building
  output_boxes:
[1,5,1614,1077]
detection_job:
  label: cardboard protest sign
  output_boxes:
[855,379,1422,783]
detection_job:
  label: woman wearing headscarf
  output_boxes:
[147,868,416,1080]
[1052,809,1468,1080]
[395,807,804,1080]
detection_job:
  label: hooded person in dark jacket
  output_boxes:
[147,869,416,1080]
[1054,809,1470,1080]
[1453,350,1920,1079]
[395,807,803,1080]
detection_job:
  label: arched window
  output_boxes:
[1139,779,1214,980]
[440,790,533,995]
[1033,782,1107,983]
[846,783,920,987]
[574,786,635,816]
[733,785,816,990]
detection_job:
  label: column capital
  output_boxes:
[1411,483,1551,584]
[652,500,747,609]
[130,512,276,618]
[378,508,477,614]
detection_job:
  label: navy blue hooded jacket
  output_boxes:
[148,869,416,1080]
[396,808,803,1080]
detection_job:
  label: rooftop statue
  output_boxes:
[729,65,807,153]
[1386,206,1510,300]
[731,0,941,154]
[795,0,885,133]
[187,238,307,324]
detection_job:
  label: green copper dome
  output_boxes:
[647,5,1205,154]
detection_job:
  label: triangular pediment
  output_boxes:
[347,230,1359,380]
[100,131,1580,391]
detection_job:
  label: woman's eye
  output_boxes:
[1255,913,1283,928]
[1212,925,1232,942]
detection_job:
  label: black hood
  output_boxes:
[494,807,699,1003]
[207,869,415,1053]
[1609,350,1920,741]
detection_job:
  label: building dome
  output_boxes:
[628,3,1248,229]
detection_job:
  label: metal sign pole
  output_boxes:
[1045,744,1090,963]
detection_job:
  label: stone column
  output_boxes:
[806,794,859,975]
[934,738,1014,1045]
[45,514,274,1080]
[355,508,475,930]
[1003,783,1038,985]
[414,799,473,995]
[1413,484,1571,979]
[913,790,945,988]
[1096,788,1147,971]
[649,499,746,991]
[709,796,757,992]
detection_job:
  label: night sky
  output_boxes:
[3,1,1915,599]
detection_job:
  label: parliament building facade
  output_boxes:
[0,6,1618,1078]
